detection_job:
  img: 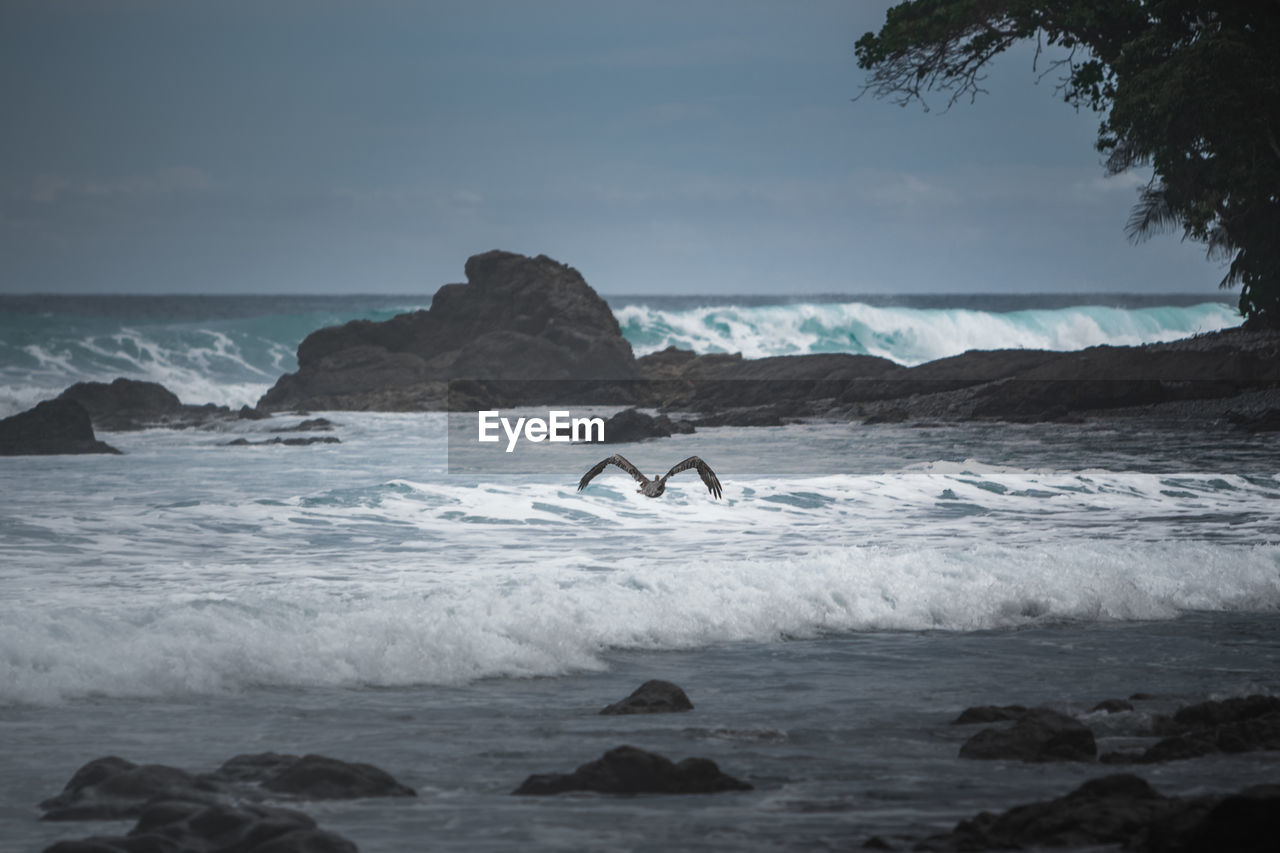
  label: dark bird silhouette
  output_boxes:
[578,454,723,499]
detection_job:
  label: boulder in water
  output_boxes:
[600,680,694,715]
[0,399,121,456]
[958,708,1097,762]
[513,746,751,795]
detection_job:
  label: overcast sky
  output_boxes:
[1,0,1227,296]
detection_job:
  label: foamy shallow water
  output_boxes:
[2,414,1278,850]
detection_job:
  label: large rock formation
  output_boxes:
[0,399,121,456]
[259,251,638,411]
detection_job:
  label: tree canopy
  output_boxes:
[856,0,1280,328]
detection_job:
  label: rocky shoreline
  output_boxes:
[3,250,1278,456]
[35,683,1278,851]
[253,249,1280,429]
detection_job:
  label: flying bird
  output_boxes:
[578,454,723,499]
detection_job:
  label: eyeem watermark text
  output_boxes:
[477,410,605,452]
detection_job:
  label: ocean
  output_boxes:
[2,293,1278,851]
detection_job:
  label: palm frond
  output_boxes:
[1124,183,1182,243]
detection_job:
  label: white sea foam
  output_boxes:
[3,459,1278,705]
[1,537,1276,704]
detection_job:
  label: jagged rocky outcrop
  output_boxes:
[600,680,695,715]
[512,745,751,796]
[259,250,638,411]
[0,399,121,456]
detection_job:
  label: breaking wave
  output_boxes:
[615,301,1241,364]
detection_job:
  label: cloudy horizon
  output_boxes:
[2,0,1228,297]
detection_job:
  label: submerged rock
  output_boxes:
[512,745,751,795]
[270,417,336,433]
[0,399,121,456]
[42,799,357,853]
[1092,698,1135,714]
[223,436,341,447]
[600,680,694,715]
[251,753,416,799]
[958,708,1097,762]
[951,704,1028,725]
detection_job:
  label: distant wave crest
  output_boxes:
[615,301,1242,365]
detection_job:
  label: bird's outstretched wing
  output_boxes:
[663,456,723,499]
[578,454,649,491]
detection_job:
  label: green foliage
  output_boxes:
[857,0,1280,328]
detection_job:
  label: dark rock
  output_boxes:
[56,378,234,431]
[270,418,335,433]
[257,753,416,799]
[1227,408,1280,432]
[207,752,300,784]
[222,437,341,447]
[238,405,271,420]
[1130,692,1159,700]
[39,757,221,821]
[598,409,694,443]
[58,378,181,428]
[259,250,638,411]
[922,774,1280,852]
[1103,710,1280,764]
[695,406,785,427]
[958,707,1097,762]
[951,704,1028,725]
[1143,783,1280,853]
[0,399,121,456]
[861,836,893,850]
[923,774,1177,851]
[1165,694,1280,732]
[1093,698,1135,714]
[41,753,413,824]
[42,799,357,853]
[512,745,751,795]
[862,407,910,424]
[600,680,694,715]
